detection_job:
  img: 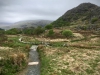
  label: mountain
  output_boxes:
[52,3,100,30]
[0,20,52,30]
[0,23,12,30]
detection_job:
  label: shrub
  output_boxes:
[0,36,7,42]
[77,25,88,30]
[9,53,26,66]
[91,17,98,24]
[47,29,54,37]
[25,45,30,50]
[37,45,44,50]
[62,30,73,37]
[45,24,53,29]
[23,28,34,35]
[0,53,27,75]
[34,26,45,35]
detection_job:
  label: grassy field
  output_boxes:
[37,33,100,75]
[0,32,100,75]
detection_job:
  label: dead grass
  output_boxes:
[0,35,30,75]
[35,38,70,42]
[9,53,26,66]
[41,46,100,74]
[39,35,100,75]
[73,33,84,38]
[0,46,13,50]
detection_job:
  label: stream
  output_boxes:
[19,38,40,75]
[26,45,40,75]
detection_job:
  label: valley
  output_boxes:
[0,2,100,75]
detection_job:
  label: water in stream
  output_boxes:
[26,45,40,75]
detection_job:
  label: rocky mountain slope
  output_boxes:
[52,3,100,30]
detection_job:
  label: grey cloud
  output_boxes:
[0,0,100,23]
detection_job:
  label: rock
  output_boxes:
[0,57,3,60]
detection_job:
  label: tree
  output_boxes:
[5,28,22,35]
[0,28,5,35]
[0,28,7,45]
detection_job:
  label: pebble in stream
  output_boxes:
[26,45,40,75]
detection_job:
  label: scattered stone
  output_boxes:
[28,62,39,65]
[0,57,3,60]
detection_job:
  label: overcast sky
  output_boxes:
[0,0,100,23]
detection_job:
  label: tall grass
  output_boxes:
[0,36,31,75]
